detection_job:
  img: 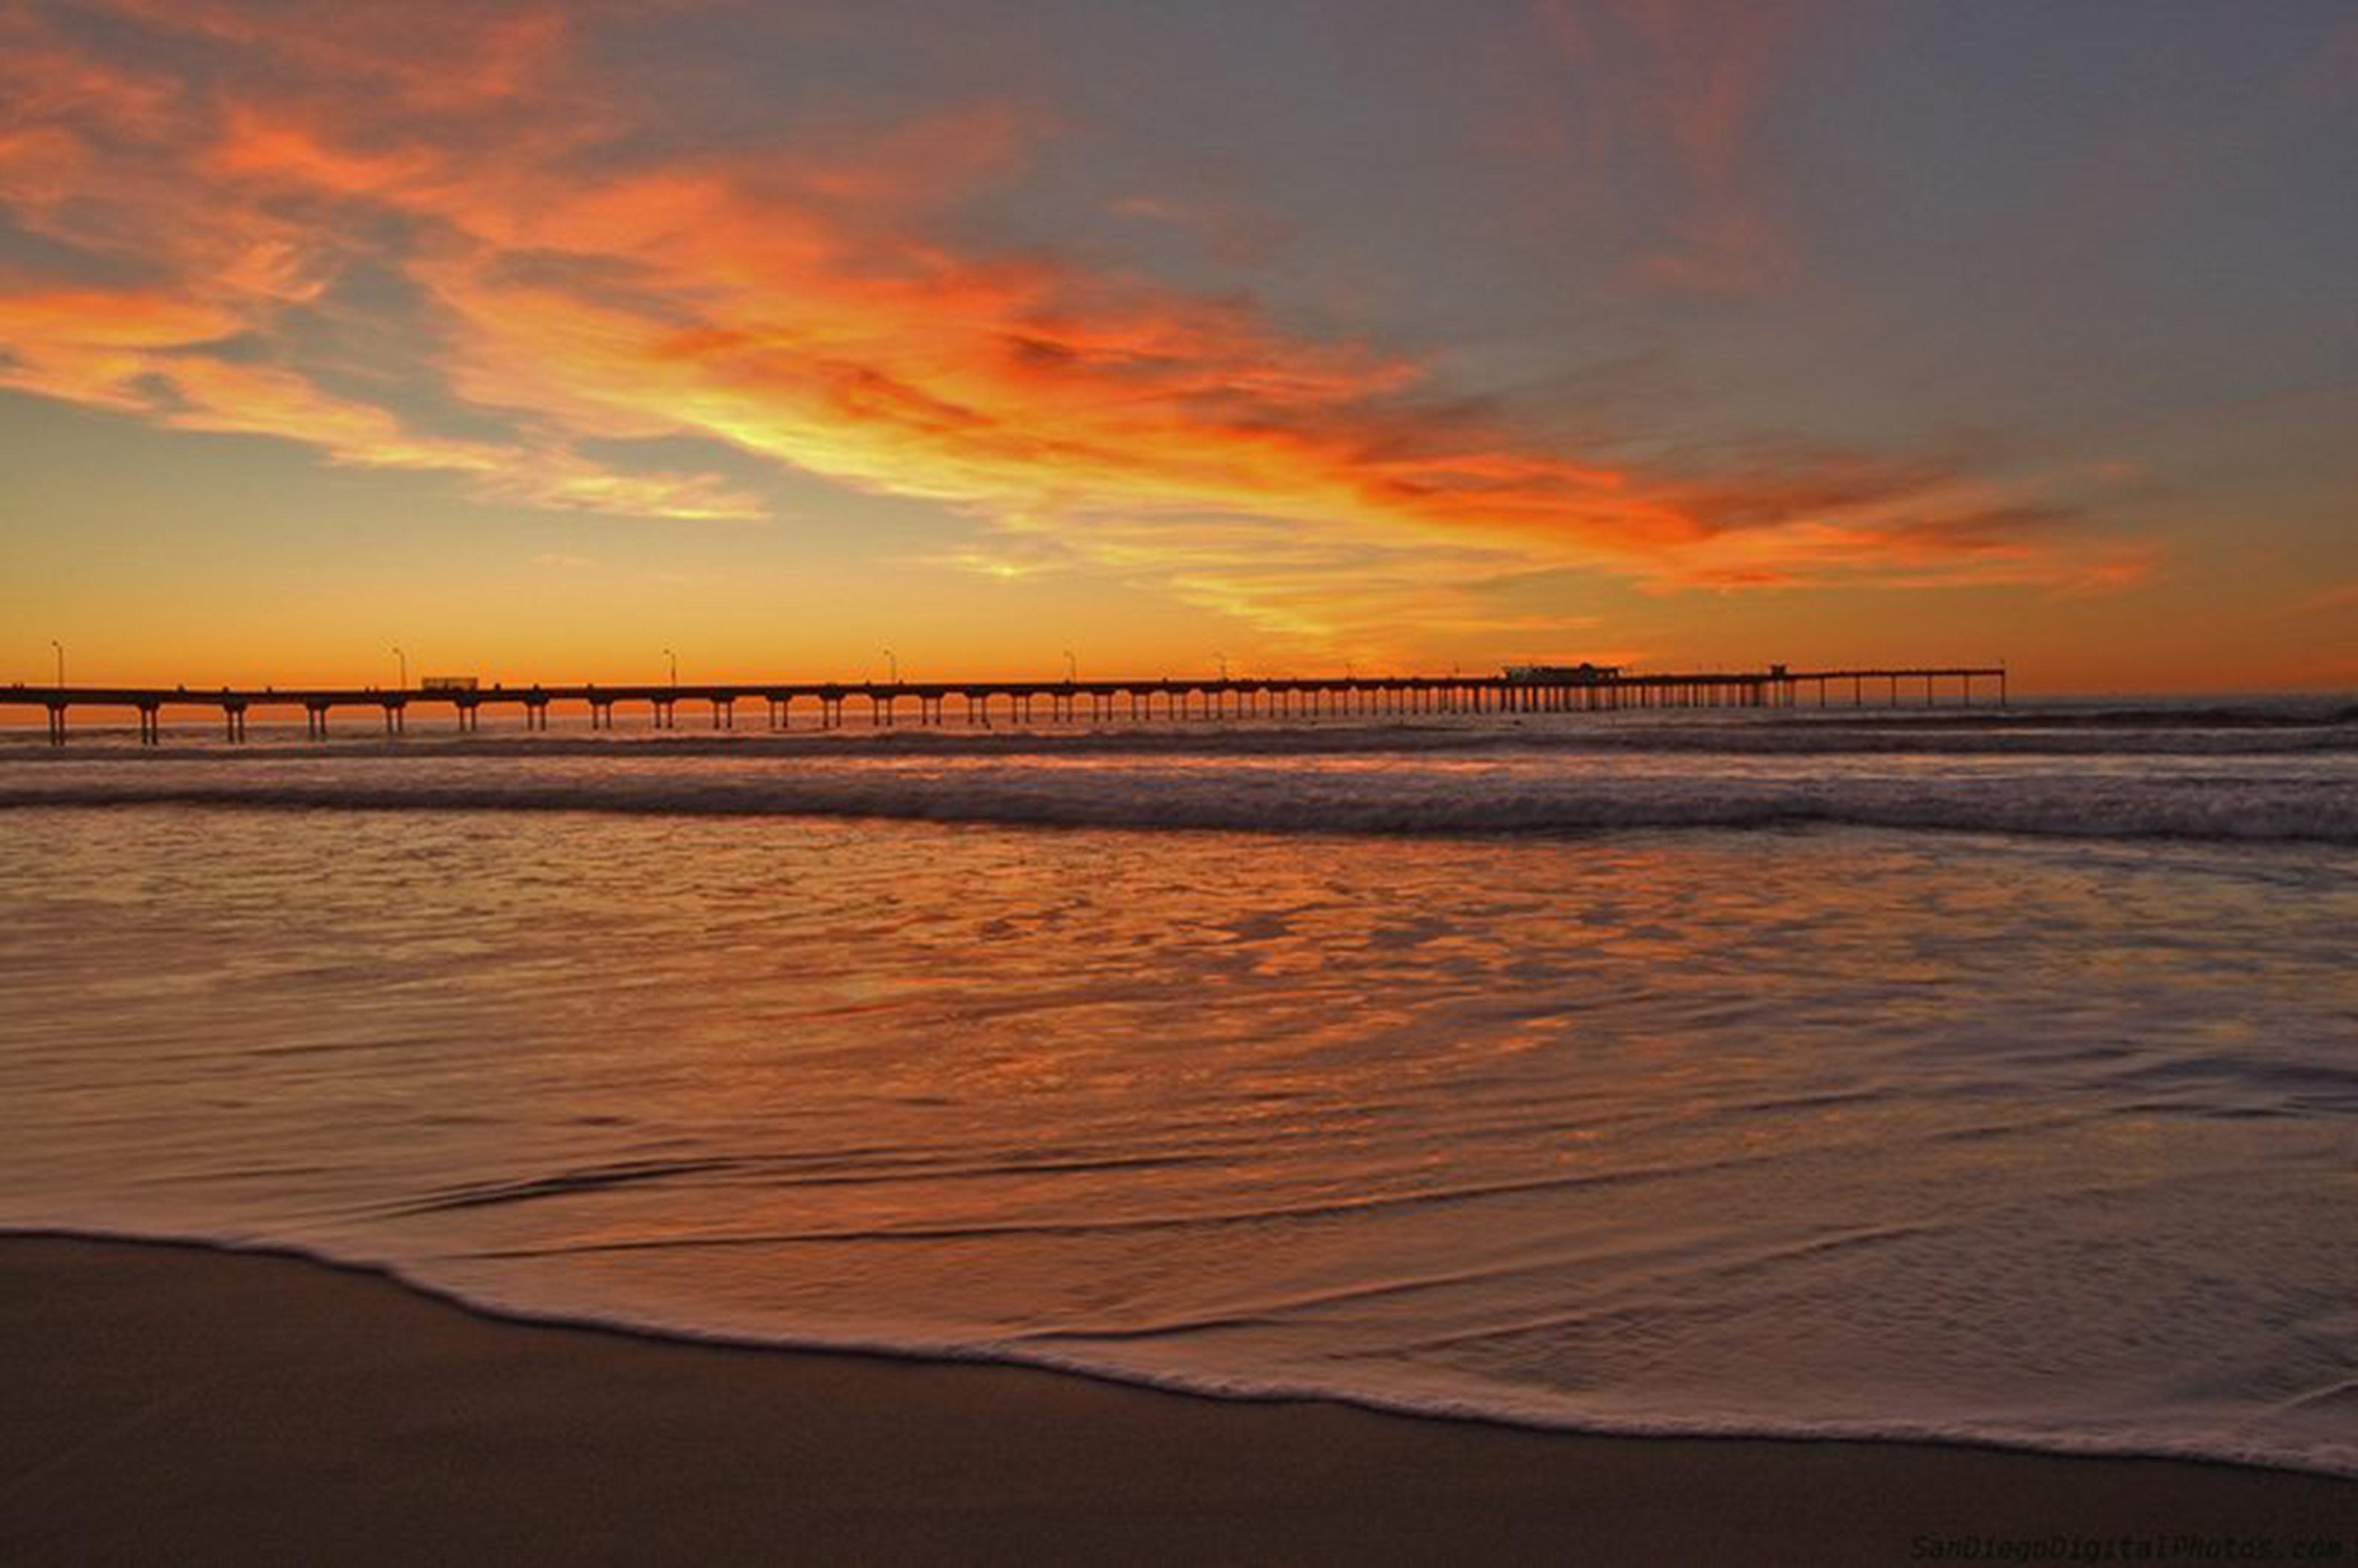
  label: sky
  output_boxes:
[2,0,2353,693]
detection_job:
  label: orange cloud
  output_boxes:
[0,287,238,352]
[211,107,445,196]
[0,286,241,409]
[0,0,2122,635]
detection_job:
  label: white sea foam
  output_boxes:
[10,1221,2354,1478]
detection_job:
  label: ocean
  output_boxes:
[2,697,2353,1476]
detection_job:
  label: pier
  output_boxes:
[2,666,2004,745]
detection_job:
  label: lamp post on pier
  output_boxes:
[663,648,678,685]
[1063,649,1076,683]
[883,648,899,685]
[50,639,63,688]
[392,646,407,691]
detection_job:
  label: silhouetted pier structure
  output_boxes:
[4,666,2005,745]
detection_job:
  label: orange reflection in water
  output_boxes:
[2,801,2354,1465]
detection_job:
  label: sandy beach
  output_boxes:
[1,1234,2348,1566]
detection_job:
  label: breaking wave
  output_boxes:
[2,751,2353,845]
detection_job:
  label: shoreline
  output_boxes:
[4,1235,2351,1566]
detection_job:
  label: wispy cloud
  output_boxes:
[2289,581,2358,616]
[1506,0,1814,293]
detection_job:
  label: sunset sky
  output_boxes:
[3,0,2353,693]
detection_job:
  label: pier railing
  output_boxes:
[2,667,2006,745]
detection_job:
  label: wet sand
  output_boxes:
[2,1235,2349,1566]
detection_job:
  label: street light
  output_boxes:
[1215,652,1228,681]
[393,646,407,690]
[1063,649,1076,683]
[663,648,678,685]
[49,639,63,687]
[883,648,899,685]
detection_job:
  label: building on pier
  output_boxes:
[1503,664,1621,683]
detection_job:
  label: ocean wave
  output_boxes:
[2,761,2353,844]
[6,708,2356,759]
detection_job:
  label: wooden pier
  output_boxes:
[1,666,2005,745]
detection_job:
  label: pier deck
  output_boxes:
[2,667,2005,744]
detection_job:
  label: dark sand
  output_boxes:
[2,1236,2349,1566]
